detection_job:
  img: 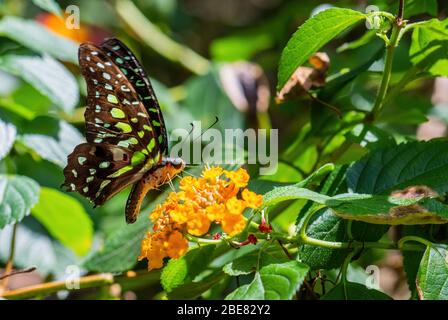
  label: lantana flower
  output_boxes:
[138,166,263,270]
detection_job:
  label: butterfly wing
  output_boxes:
[63,41,163,206]
[100,38,169,155]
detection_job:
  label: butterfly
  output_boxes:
[62,38,185,224]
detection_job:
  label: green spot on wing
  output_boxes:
[110,107,125,119]
[147,138,156,152]
[107,94,118,104]
[115,122,132,133]
[131,151,146,166]
[108,165,133,178]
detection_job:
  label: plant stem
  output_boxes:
[0,273,114,300]
[0,224,17,292]
[398,235,433,248]
[115,0,211,75]
[369,21,403,121]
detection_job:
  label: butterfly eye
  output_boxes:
[123,154,128,161]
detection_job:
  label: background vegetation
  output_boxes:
[0,0,448,300]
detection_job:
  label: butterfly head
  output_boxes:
[161,157,186,173]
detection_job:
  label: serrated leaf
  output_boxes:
[225,273,265,300]
[345,124,396,151]
[0,175,40,229]
[161,244,216,292]
[409,18,448,77]
[321,281,391,300]
[223,245,289,276]
[32,0,63,17]
[167,271,225,300]
[416,245,448,300]
[31,187,93,256]
[0,54,79,113]
[20,118,83,168]
[226,261,309,300]
[0,119,16,161]
[0,17,77,63]
[277,8,365,90]
[260,261,309,300]
[82,214,148,272]
[347,140,448,195]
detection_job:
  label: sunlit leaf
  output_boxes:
[31,187,93,256]
[416,244,448,300]
[20,118,83,168]
[0,119,16,161]
[0,16,77,63]
[0,54,79,113]
[0,175,40,229]
[277,8,365,90]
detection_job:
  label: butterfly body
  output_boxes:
[63,38,183,223]
[125,157,184,223]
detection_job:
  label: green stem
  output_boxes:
[369,20,403,121]
[0,273,114,300]
[398,235,432,248]
[0,224,17,291]
[115,0,211,75]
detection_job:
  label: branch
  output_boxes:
[0,273,114,300]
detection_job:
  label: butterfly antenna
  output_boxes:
[192,116,219,144]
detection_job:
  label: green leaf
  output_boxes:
[277,8,365,90]
[19,118,83,168]
[185,67,244,132]
[82,214,148,272]
[321,281,391,300]
[226,261,309,300]
[330,193,448,225]
[406,0,438,17]
[260,261,309,300]
[416,245,448,300]
[347,140,448,195]
[32,0,63,17]
[0,54,79,113]
[223,245,289,276]
[409,18,448,77]
[0,175,40,229]
[167,271,225,300]
[0,119,16,161]
[161,244,216,292]
[0,17,78,63]
[300,208,350,269]
[345,124,396,151]
[225,273,265,300]
[31,187,93,256]
[0,222,78,277]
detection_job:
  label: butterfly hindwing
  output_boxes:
[63,143,145,205]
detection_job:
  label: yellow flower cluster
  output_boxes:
[139,167,263,270]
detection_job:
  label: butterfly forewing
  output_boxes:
[100,38,168,154]
[63,40,165,205]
